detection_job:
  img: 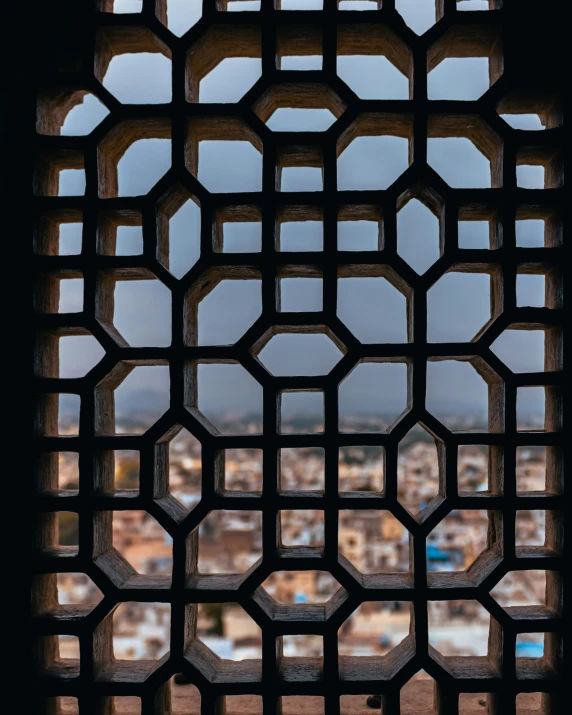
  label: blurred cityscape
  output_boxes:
[57,413,548,667]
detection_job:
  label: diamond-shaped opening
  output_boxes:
[280,392,324,433]
[56,573,103,608]
[102,53,172,104]
[280,449,325,491]
[396,0,436,35]
[157,189,201,278]
[337,276,408,343]
[113,602,170,660]
[168,427,201,511]
[195,363,263,434]
[427,510,488,572]
[517,387,546,432]
[113,277,172,346]
[428,600,490,656]
[58,334,105,378]
[338,128,410,190]
[113,510,173,575]
[458,445,490,493]
[397,198,441,275]
[225,448,263,491]
[491,329,545,373]
[517,273,545,307]
[198,510,262,573]
[105,365,170,435]
[398,424,440,515]
[163,0,202,36]
[257,332,344,376]
[186,25,261,102]
[339,446,384,493]
[339,362,408,433]
[281,510,324,545]
[397,197,440,275]
[114,450,140,491]
[280,278,323,312]
[57,511,79,546]
[37,90,110,136]
[197,603,262,660]
[426,360,489,431]
[197,279,262,345]
[261,571,341,604]
[491,570,547,608]
[278,207,323,251]
[59,395,81,436]
[217,208,262,253]
[338,601,411,656]
[458,220,490,249]
[516,510,546,547]
[427,271,492,342]
[339,510,409,573]
[428,58,490,100]
[516,447,546,492]
[58,452,79,491]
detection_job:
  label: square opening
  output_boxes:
[280,447,325,490]
[281,510,324,546]
[515,510,545,546]
[58,452,79,491]
[279,220,323,251]
[280,166,323,192]
[225,448,263,491]
[516,446,546,492]
[338,446,384,492]
[281,391,324,433]
[517,387,545,431]
[280,278,323,312]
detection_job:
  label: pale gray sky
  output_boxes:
[56,13,546,420]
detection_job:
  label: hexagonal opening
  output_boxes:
[398,424,440,515]
[198,510,262,574]
[339,446,384,493]
[112,510,173,576]
[157,187,201,278]
[280,447,324,492]
[397,197,440,275]
[195,363,263,434]
[491,328,545,373]
[426,360,491,431]
[337,114,411,190]
[339,361,408,433]
[56,573,103,608]
[58,334,105,378]
[267,107,337,132]
[257,331,344,376]
[113,602,171,660]
[281,509,324,545]
[427,271,492,342]
[113,275,172,347]
[490,570,547,608]
[196,603,262,660]
[337,275,408,343]
[428,600,490,657]
[261,571,341,604]
[427,510,488,572]
[253,83,344,132]
[339,510,409,573]
[338,601,411,656]
[168,427,201,511]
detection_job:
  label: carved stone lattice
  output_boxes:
[32,0,564,713]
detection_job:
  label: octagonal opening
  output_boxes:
[428,58,490,101]
[113,365,170,435]
[117,138,171,196]
[426,360,489,431]
[197,279,262,345]
[338,135,410,190]
[113,277,172,346]
[338,55,409,100]
[58,334,105,378]
[428,600,490,657]
[103,53,172,104]
[199,57,261,103]
[427,272,491,342]
[164,0,202,37]
[112,510,173,576]
[338,601,411,656]
[197,603,262,660]
[427,137,492,188]
[113,602,171,660]
[491,570,547,608]
[427,510,488,572]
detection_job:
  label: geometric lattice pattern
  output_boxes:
[33,0,563,713]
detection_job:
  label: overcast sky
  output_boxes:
[56,6,546,420]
